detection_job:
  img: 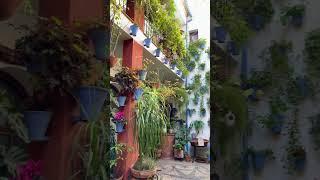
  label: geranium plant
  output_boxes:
[114,110,125,122]
[17,160,43,180]
[114,67,139,96]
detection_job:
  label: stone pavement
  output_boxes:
[157,159,210,180]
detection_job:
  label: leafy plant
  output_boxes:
[205,71,210,85]
[280,4,305,26]
[114,67,139,95]
[110,0,126,57]
[192,120,205,135]
[15,17,94,92]
[0,90,29,143]
[199,86,209,95]
[132,156,156,171]
[135,86,168,158]
[269,95,288,115]
[0,146,27,178]
[246,71,272,89]
[199,63,206,70]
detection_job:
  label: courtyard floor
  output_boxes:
[157,159,210,180]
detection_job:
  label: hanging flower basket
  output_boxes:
[143,38,152,48]
[110,55,118,68]
[155,48,161,57]
[88,27,108,60]
[130,24,139,36]
[138,70,147,80]
[0,0,23,21]
[113,111,126,133]
[73,86,108,121]
[24,111,52,141]
[200,109,206,117]
[117,96,127,107]
[134,88,144,100]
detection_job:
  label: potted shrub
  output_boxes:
[112,110,126,133]
[129,24,139,36]
[114,67,139,106]
[248,148,274,172]
[281,4,305,27]
[131,157,157,179]
[0,0,24,21]
[155,48,161,57]
[173,143,184,159]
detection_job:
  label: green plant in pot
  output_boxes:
[0,146,27,179]
[173,126,188,159]
[114,67,139,107]
[192,120,204,138]
[247,147,275,172]
[131,156,157,179]
[280,4,305,27]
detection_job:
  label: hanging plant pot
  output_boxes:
[74,86,109,121]
[250,15,264,31]
[24,111,52,141]
[227,41,240,55]
[117,96,127,107]
[130,24,139,36]
[138,70,147,80]
[164,59,169,64]
[252,152,266,171]
[214,27,226,43]
[0,0,23,21]
[113,120,126,133]
[174,149,184,159]
[110,55,118,68]
[270,114,284,135]
[186,109,192,117]
[143,38,152,48]
[134,88,144,100]
[200,109,206,117]
[292,147,306,171]
[170,64,176,70]
[155,48,161,57]
[88,27,108,60]
[291,15,303,27]
[176,70,182,75]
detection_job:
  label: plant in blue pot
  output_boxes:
[258,114,285,135]
[214,26,226,43]
[176,70,182,76]
[170,61,177,70]
[164,59,169,64]
[88,23,108,60]
[248,147,274,172]
[227,41,240,56]
[134,87,144,100]
[130,24,139,36]
[112,110,126,133]
[143,37,152,48]
[280,4,305,28]
[155,48,161,57]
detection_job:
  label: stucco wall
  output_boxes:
[186,0,210,140]
[245,0,320,179]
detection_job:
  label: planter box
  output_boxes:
[24,111,52,141]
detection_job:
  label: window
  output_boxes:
[189,30,198,42]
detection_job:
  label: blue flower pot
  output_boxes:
[227,41,240,55]
[114,121,125,133]
[138,70,147,80]
[144,38,152,48]
[176,70,182,75]
[130,24,139,36]
[155,48,161,57]
[251,15,264,31]
[214,27,226,43]
[186,109,191,117]
[74,86,109,121]
[24,111,52,141]
[297,76,308,97]
[271,114,284,134]
[294,157,306,171]
[134,88,143,100]
[292,15,303,27]
[89,28,108,60]
[170,64,176,70]
[164,59,169,64]
[200,110,206,117]
[252,152,266,171]
[117,96,127,107]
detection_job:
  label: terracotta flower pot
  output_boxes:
[110,55,118,68]
[174,149,184,159]
[0,0,23,20]
[131,168,156,179]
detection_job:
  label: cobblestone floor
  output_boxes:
[157,159,210,180]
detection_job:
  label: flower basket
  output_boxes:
[73,86,108,121]
[144,38,152,48]
[117,96,127,107]
[24,111,52,141]
[130,24,139,36]
[89,27,108,60]
[155,48,161,57]
[131,168,157,179]
[0,0,23,21]
[138,70,147,81]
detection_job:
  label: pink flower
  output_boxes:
[16,160,43,180]
[114,111,124,121]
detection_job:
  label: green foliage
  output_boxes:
[192,120,205,135]
[192,92,200,105]
[199,63,206,71]
[114,67,139,95]
[186,61,196,72]
[0,90,29,143]
[280,4,305,26]
[205,71,210,85]
[174,126,189,150]
[132,156,156,171]
[15,17,94,92]
[135,86,168,158]
[305,29,320,79]
[246,71,272,89]
[0,146,27,178]
[269,95,288,114]
[199,86,209,95]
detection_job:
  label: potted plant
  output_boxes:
[214,26,226,43]
[87,23,108,60]
[258,114,285,135]
[134,87,144,100]
[187,61,196,71]
[192,120,204,137]
[0,146,27,179]
[114,67,139,106]
[17,159,44,180]
[138,59,152,81]
[129,24,139,36]
[247,147,274,172]
[176,70,182,76]
[155,48,161,57]
[143,37,152,48]
[173,143,184,159]
[199,63,206,71]
[227,41,240,55]
[0,0,24,20]
[131,156,157,179]
[164,58,169,64]
[170,61,177,70]
[192,93,200,105]
[112,110,126,133]
[281,4,305,27]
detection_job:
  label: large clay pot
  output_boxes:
[131,168,156,179]
[0,0,23,21]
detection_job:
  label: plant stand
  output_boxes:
[191,139,209,163]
